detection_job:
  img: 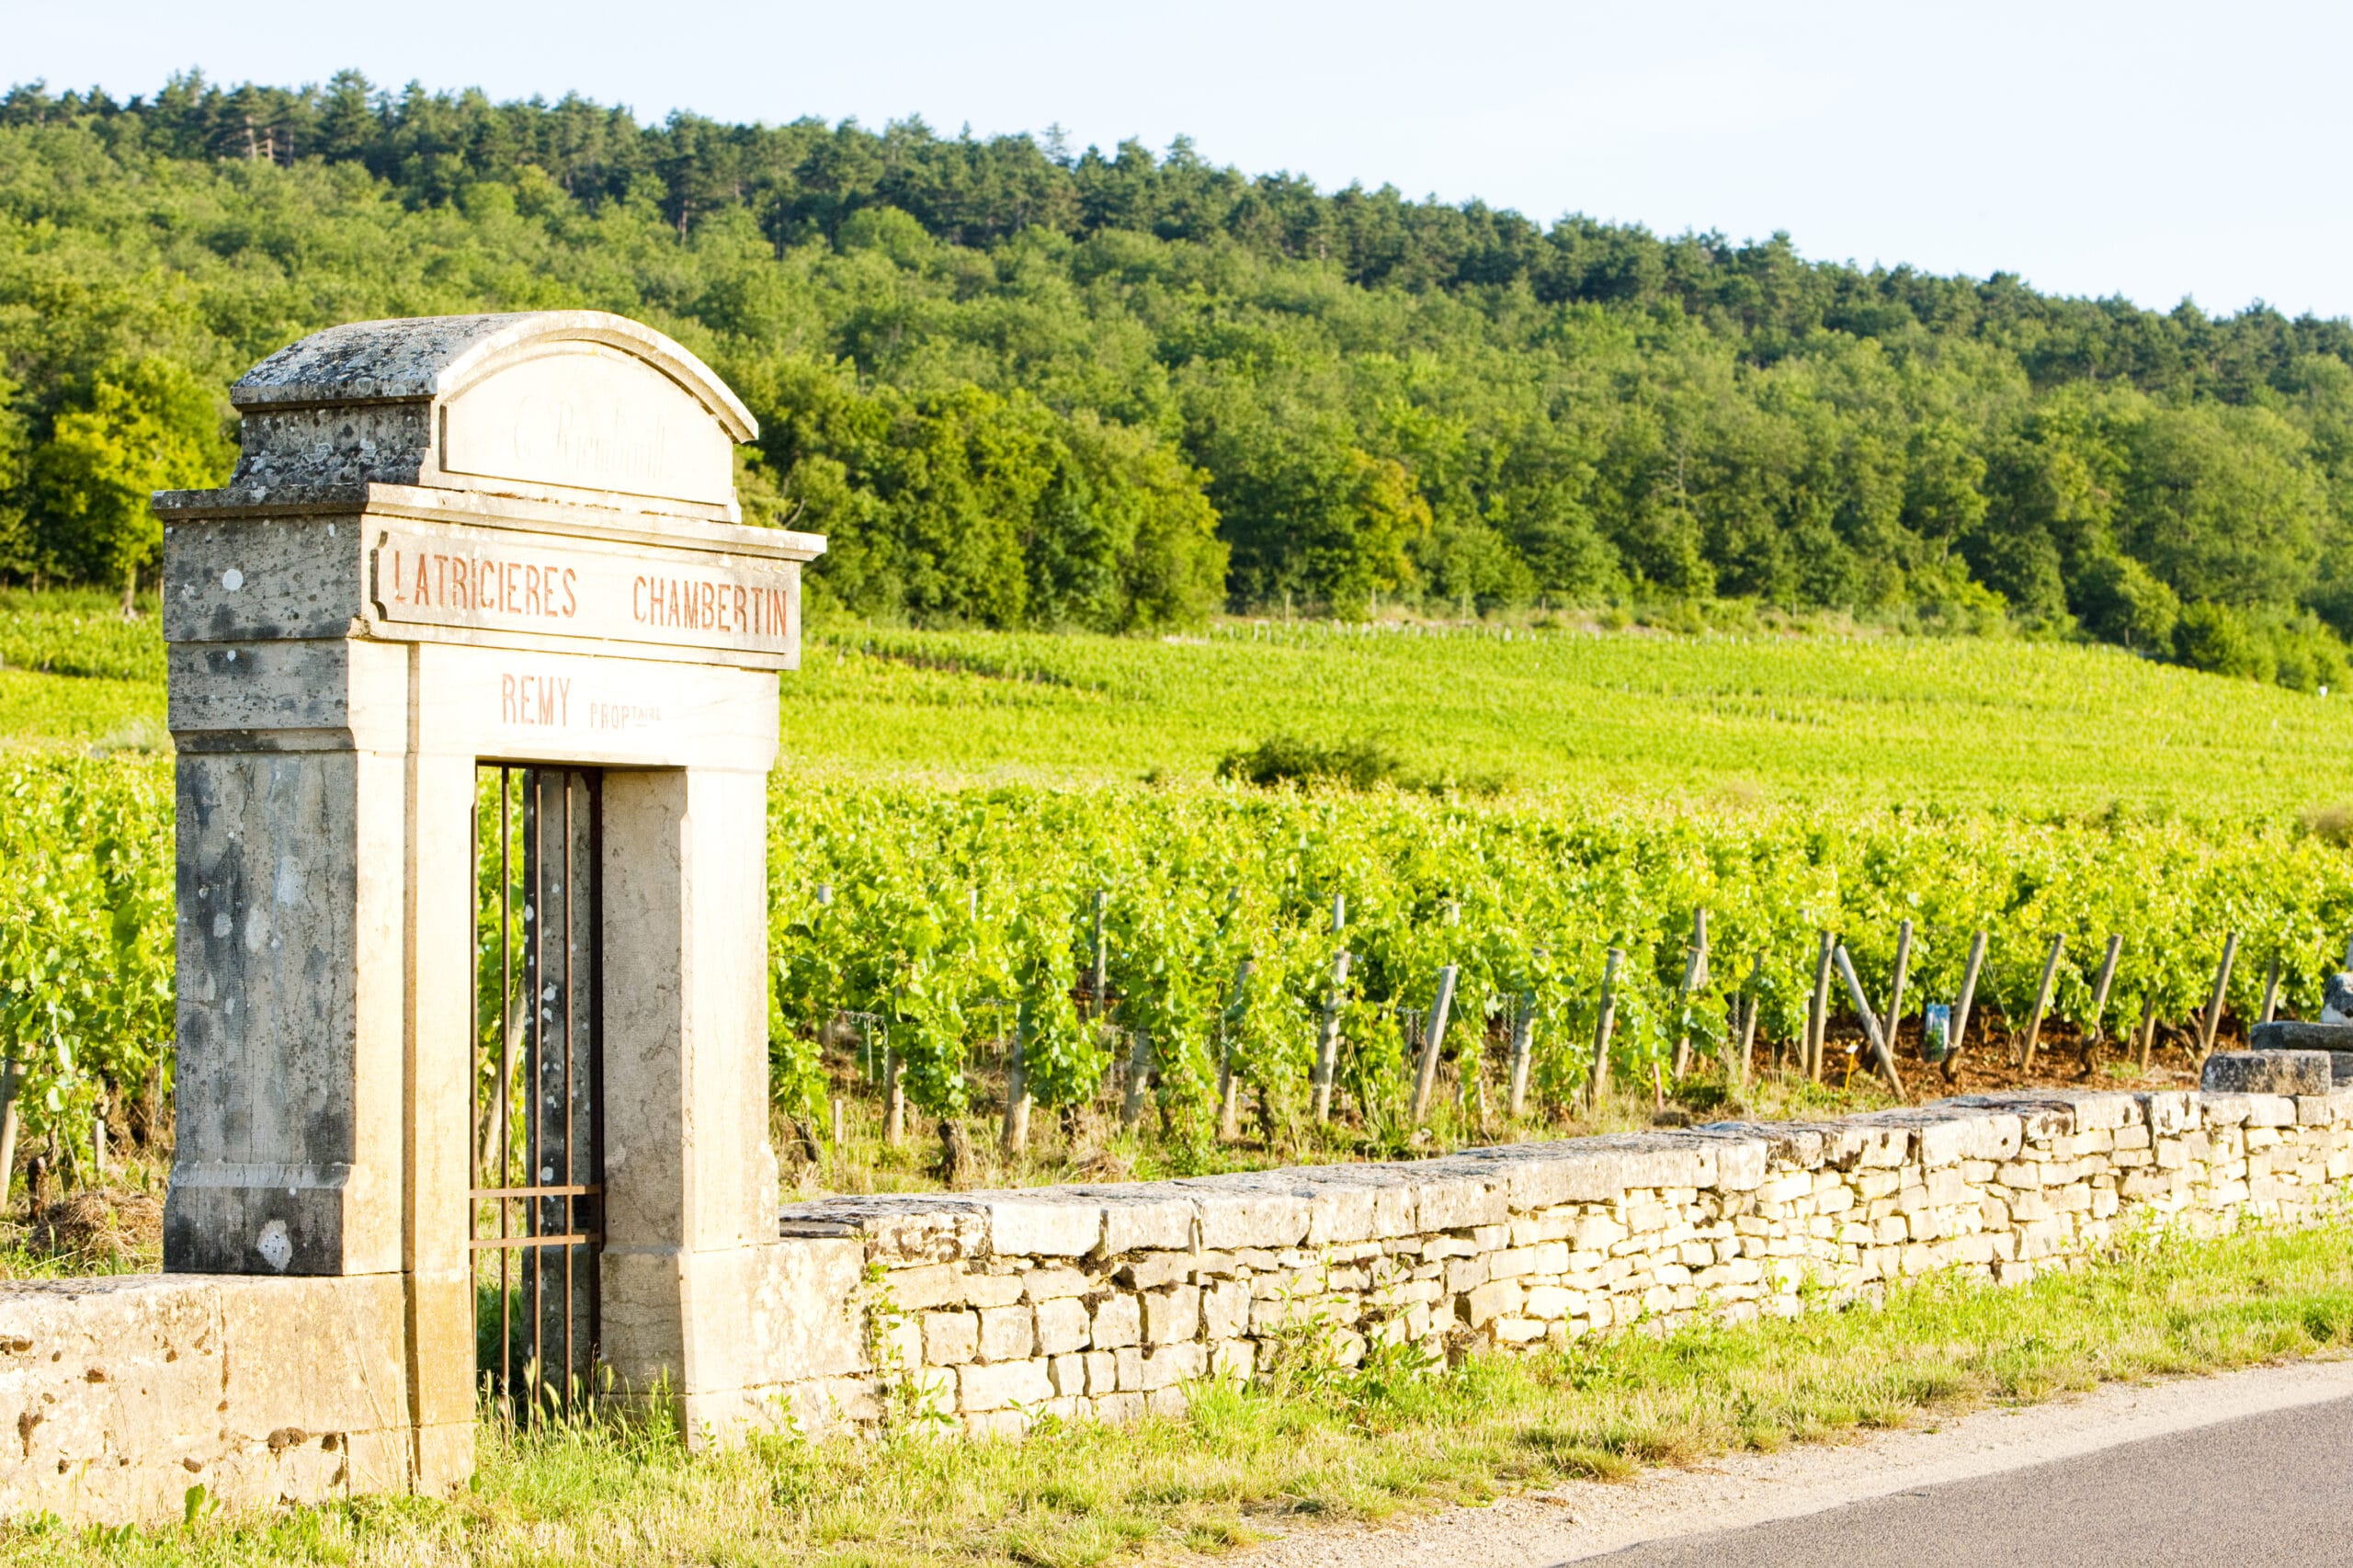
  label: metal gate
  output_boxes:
[472,765,603,1422]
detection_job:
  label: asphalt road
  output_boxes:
[1582,1393,2353,1567]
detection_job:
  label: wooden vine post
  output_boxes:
[1089,890,1109,1015]
[1002,1000,1032,1155]
[1734,956,1764,1085]
[883,1047,905,1146]
[2017,935,2064,1074]
[2081,935,2121,1070]
[2199,933,2239,1062]
[1806,931,1836,1082]
[1589,949,1624,1108]
[1217,957,1256,1141]
[1409,964,1459,1124]
[1671,908,1710,1078]
[1945,929,1988,1081]
[1881,919,1913,1062]
[1311,893,1348,1123]
[1120,1031,1152,1128]
[1833,944,1906,1099]
[1506,991,1538,1118]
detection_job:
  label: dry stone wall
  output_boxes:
[6,1085,2352,1524]
[0,1273,414,1524]
[763,1088,2353,1437]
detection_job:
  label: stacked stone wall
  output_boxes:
[762,1088,2353,1437]
[6,1085,2351,1523]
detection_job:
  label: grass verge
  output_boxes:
[14,1216,2353,1566]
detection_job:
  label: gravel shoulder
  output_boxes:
[1244,1355,2353,1568]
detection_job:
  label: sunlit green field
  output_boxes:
[781,622,2348,819]
[3,604,2342,821]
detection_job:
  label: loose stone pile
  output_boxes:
[767,1085,2353,1437]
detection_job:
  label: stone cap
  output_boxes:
[2204,1050,2333,1096]
[2249,1020,2353,1052]
[228,311,756,438]
[164,310,770,522]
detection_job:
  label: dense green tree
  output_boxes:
[29,359,228,608]
[2073,554,2181,652]
[5,73,2353,677]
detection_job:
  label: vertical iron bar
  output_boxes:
[498,765,513,1417]
[587,770,604,1381]
[561,771,575,1416]
[527,769,544,1421]
[475,767,484,1403]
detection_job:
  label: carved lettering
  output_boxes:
[498,672,573,728]
[588,700,663,733]
[374,530,793,656]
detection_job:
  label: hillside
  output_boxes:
[1,74,2351,690]
[7,594,2347,820]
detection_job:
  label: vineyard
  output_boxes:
[779,619,2353,817]
[4,600,2353,1204]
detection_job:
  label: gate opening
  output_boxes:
[472,765,604,1422]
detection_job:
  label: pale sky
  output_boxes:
[13,0,2352,318]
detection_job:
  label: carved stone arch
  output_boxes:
[223,310,758,523]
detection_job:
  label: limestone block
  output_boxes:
[1096,1391,1145,1424]
[1409,1166,1511,1231]
[1143,1286,1202,1346]
[1462,1278,1523,1325]
[1446,1257,1490,1292]
[982,1195,1104,1258]
[1034,1297,1091,1356]
[1145,1387,1191,1419]
[1092,1294,1142,1349]
[1211,1338,1256,1381]
[965,1408,1029,1439]
[1471,1144,1628,1208]
[977,1305,1035,1362]
[2203,1052,2330,1096]
[0,1274,417,1527]
[1138,1342,1207,1391]
[782,1198,986,1265]
[2246,1096,2297,1128]
[1118,1253,1192,1290]
[959,1358,1053,1412]
[1021,1267,1094,1301]
[749,1238,867,1383]
[1089,1185,1198,1255]
[2202,1094,2255,1126]
[1181,1176,1311,1251]
[957,1273,1028,1309]
[1201,1280,1251,1340]
[2142,1092,2197,1136]
[1049,1354,1087,1397]
[882,1264,970,1312]
[922,1311,979,1366]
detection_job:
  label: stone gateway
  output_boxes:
[0,311,835,1522]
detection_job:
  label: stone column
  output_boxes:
[597,764,783,1442]
[165,632,411,1280]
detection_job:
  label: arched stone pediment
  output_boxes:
[223,311,757,521]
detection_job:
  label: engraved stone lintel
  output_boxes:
[369,528,797,658]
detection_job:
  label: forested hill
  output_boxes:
[6,73,2353,687]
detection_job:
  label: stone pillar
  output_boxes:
[158,309,826,1491]
[598,766,784,1440]
[165,636,411,1278]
